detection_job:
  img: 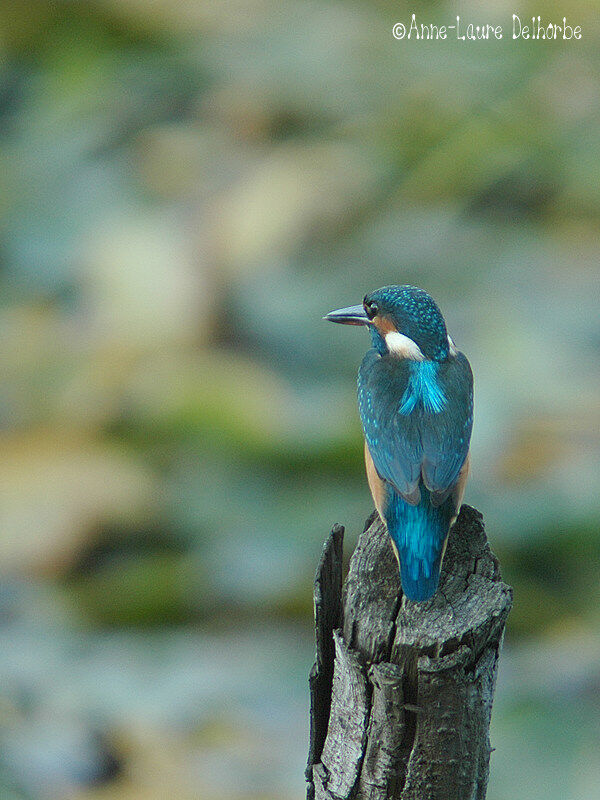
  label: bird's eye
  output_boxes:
[363,298,378,319]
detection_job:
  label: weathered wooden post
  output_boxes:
[306,506,512,800]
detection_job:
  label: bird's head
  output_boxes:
[325,285,450,361]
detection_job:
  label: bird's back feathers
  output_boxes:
[358,348,473,601]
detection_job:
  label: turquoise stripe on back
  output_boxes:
[399,361,446,415]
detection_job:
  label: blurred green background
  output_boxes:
[0,1,599,798]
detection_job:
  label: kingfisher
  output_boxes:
[325,285,473,602]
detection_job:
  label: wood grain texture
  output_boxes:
[306,506,512,800]
[306,522,344,798]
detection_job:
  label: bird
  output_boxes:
[324,285,473,602]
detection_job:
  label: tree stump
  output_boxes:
[306,505,512,800]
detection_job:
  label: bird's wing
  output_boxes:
[358,351,423,504]
[420,352,473,506]
[358,350,473,507]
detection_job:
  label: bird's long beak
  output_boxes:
[323,305,370,325]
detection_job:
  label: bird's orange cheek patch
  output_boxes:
[372,315,397,336]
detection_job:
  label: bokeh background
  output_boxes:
[1,1,599,798]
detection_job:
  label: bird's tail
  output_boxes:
[385,485,455,602]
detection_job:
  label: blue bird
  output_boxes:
[325,285,473,602]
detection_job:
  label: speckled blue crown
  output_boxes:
[366,285,449,361]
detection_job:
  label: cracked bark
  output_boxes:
[306,506,512,800]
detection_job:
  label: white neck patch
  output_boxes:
[384,331,425,360]
[447,335,457,356]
